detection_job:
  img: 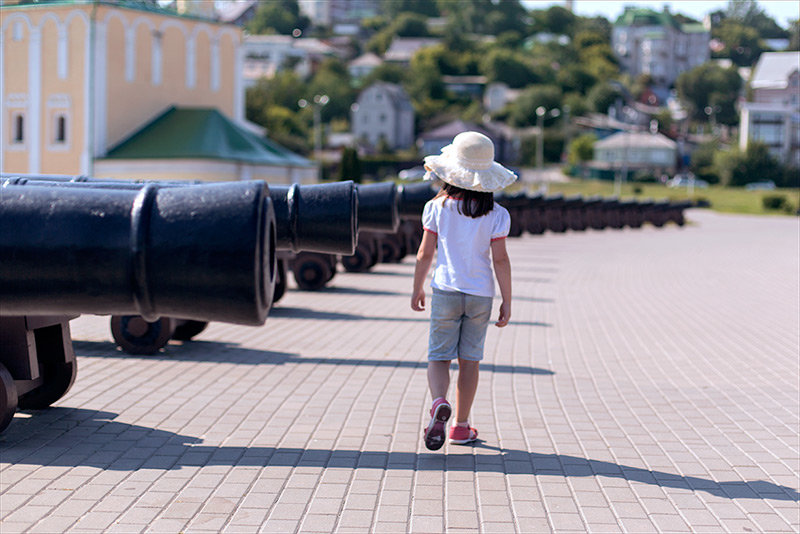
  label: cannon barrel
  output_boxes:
[0,181,276,325]
[356,182,400,232]
[2,175,359,256]
[268,182,358,255]
[397,182,437,219]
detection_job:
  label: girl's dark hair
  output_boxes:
[436,182,495,218]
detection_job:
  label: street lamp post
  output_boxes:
[536,106,559,192]
[299,94,329,155]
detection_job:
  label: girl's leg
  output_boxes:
[454,358,480,423]
[428,360,451,400]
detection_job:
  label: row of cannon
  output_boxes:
[0,174,693,432]
[0,174,435,431]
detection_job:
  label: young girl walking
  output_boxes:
[411,131,515,451]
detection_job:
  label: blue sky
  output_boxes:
[522,1,798,27]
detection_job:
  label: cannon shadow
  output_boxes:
[71,340,555,376]
[3,408,797,502]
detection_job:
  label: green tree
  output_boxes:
[507,85,562,127]
[713,19,764,66]
[307,58,355,122]
[479,49,535,88]
[713,142,783,186]
[245,0,309,35]
[688,141,721,184]
[587,82,623,114]
[724,0,788,38]
[339,146,362,183]
[381,0,440,18]
[789,19,800,50]
[676,63,742,125]
[567,134,596,166]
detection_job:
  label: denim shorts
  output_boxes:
[428,287,493,362]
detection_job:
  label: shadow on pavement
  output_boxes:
[4,409,797,502]
[71,340,554,376]
[268,306,552,327]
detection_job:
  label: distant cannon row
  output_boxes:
[496,192,692,236]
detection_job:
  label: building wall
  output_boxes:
[94,159,318,184]
[0,3,242,175]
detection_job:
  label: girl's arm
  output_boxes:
[491,238,512,327]
[411,230,436,311]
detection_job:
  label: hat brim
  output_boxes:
[423,150,517,193]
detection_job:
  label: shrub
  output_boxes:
[762,194,787,211]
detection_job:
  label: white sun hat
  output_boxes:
[423,131,517,193]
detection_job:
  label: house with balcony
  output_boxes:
[612,7,709,89]
[739,52,800,168]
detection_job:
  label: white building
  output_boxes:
[298,0,379,28]
[592,131,678,176]
[612,7,709,88]
[241,35,337,86]
[351,82,414,150]
[739,52,800,167]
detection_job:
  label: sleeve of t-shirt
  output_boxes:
[491,206,511,240]
[422,200,438,235]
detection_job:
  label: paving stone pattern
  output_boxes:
[1,210,798,533]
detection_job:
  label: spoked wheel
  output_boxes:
[292,253,333,291]
[380,235,404,263]
[0,364,18,433]
[111,315,175,355]
[172,320,209,341]
[341,244,372,272]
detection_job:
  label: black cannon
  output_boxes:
[600,197,624,229]
[563,195,588,232]
[268,181,358,293]
[541,194,567,233]
[0,180,278,430]
[583,196,605,230]
[340,182,401,273]
[524,193,547,235]
[495,191,528,238]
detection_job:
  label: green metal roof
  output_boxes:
[614,8,680,30]
[103,107,314,167]
[2,1,220,24]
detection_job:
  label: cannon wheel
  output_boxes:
[111,316,175,355]
[292,253,332,291]
[273,259,288,302]
[172,320,209,341]
[341,246,371,272]
[17,359,77,411]
[0,363,18,433]
[380,236,404,263]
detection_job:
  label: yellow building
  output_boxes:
[1,0,316,182]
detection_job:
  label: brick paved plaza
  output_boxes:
[1,209,798,533]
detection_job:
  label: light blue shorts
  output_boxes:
[428,287,493,362]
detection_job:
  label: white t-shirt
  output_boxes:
[422,195,511,298]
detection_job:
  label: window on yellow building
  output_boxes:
[54,115,67,144]
[12,113,24,144]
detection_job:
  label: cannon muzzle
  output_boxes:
[397,182,437,219]
[268,181,358,255]
[0,181,276,325]
[356,182,400,232]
